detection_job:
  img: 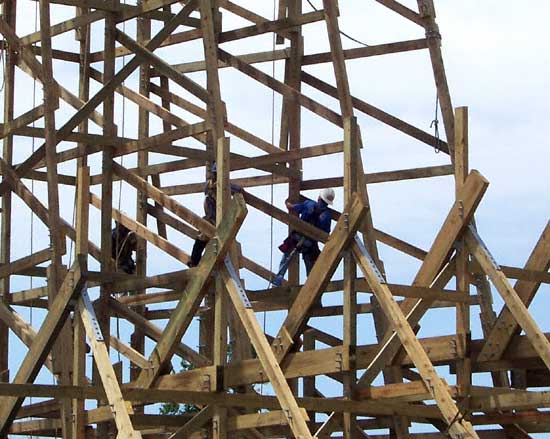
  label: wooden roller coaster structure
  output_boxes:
[0,1,548,438]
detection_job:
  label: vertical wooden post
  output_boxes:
[201,0,228,435]
[73,15,91,437]
[342,117,359,439]
[286,0,303,289]
[72,165,89,439]
[454,107,471,400]
[132,0,151,402]
[0,1,16,411]
[39,1,73,436]
[98,2,117,435]
[417,0,455,158]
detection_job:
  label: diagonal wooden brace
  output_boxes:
[352,237,479,439]
[0,256,87,436]
[465,226,550,371]
[477,221,550,361]
[357,170,489,385]
[272,193,368,362]
[78,287,142,439]
[221,257,313,439]
[135,194,247,388]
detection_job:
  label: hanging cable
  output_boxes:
[305,0,370,47]
[430,92,441,153]
[0,44,6,93]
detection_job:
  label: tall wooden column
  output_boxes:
[0,1,16,407]
[98,2,117,436]
[201,0,228,436]
[133,0,151,393]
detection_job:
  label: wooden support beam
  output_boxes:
[465,227,550,371]
[168,406,213,439]
[78,289,142,438]
[301,71,448,152]
[478,222,550,361]
[352,237,478,439]
[221,258,313,439]
[217,48,343,127]
[272,194,367,361]
[0,105,45,139]
[135,195,247,388]
[109,297,208,367]
[0,257,86,436]
[358,170,488,384]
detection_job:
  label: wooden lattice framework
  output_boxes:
[0,1,549,438]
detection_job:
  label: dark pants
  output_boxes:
[117,258,135,275]
[302,244,321,275]
[190,238,208,266]
[273,240,320,286]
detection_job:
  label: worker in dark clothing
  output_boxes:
[112,222,137,274]
[272,188,335,287]
[189,162,241,267]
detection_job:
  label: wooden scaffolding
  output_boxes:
[0,1,548,438]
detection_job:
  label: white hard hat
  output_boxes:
[320,188,335,205]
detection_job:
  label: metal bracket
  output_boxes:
[81,287,104,342]
[468,224,500,270]
[354,235,385,284]
[343,212,349,230]
[224,256,251,308]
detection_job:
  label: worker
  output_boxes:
[189,162,241,267]
[272,188,335,287]
[112,222,137,274]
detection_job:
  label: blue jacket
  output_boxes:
[293,199,332,234]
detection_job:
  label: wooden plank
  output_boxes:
[168,406,213,439]
[0,0,200,201]
[90,192,191,265]
[109,297,209,367]
[115,29,210,104]
[0,257,86,435]
[0,0,16,395]
[0,156,102,262]
[375,0,425,27]
[0,382,442,419]
[135,195,247,388]
[352,237,478,439]
[0,105,45,139]
[454,106,471,400]
[465,227,550,371]
[78,290,142,438]
[217,48,343,127]
[301,71,447,152]
[272,194,367,361]
[172,39,428,74]
[417,0,455,156]
[113,162,215,237]
[0,248,53,279]
[0,302,54,373]
[20,10,107,46]
[221,258,312,439]
[478,222,550,361]
[358,170,488,384]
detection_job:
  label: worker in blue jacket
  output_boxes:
[272,188,335,286]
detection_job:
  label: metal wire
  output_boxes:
[305,0,370,47]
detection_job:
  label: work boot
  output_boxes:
[272,274,283,287]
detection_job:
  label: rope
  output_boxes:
[0,44,6,93]
[305,0,370,47]
[430,92,441,153]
